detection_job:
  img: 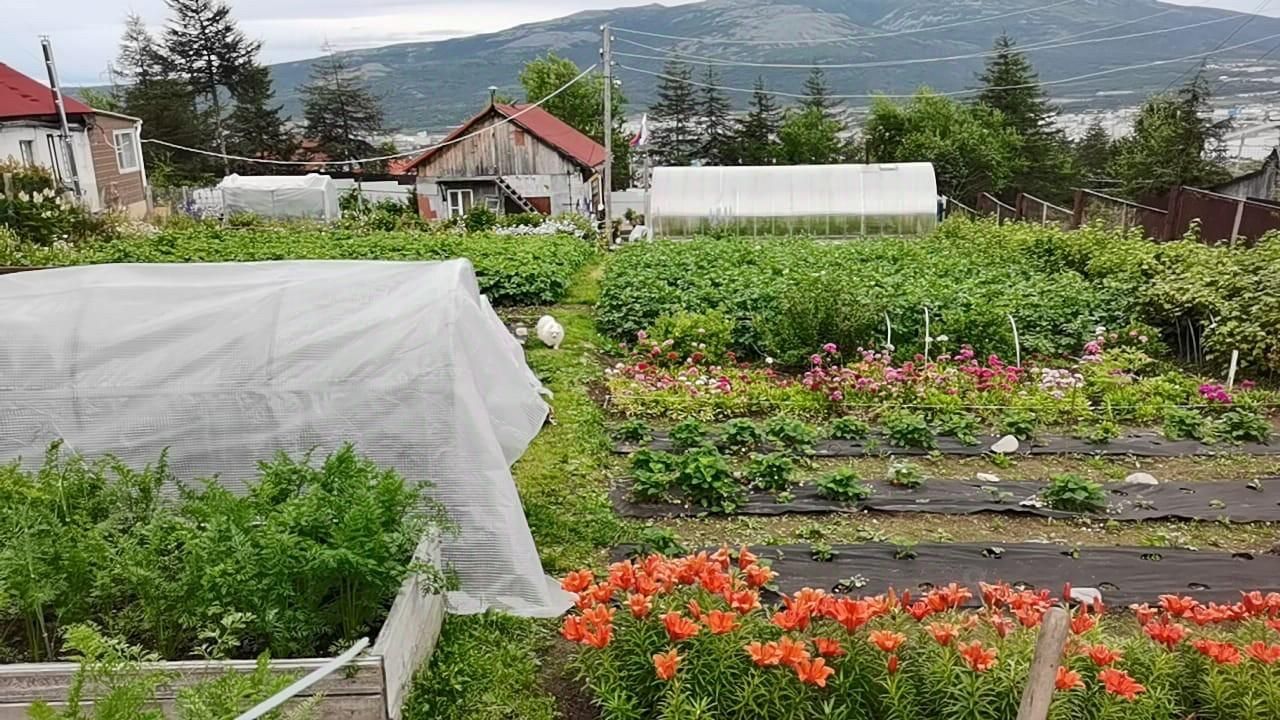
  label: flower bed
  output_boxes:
[561,549,1280,720]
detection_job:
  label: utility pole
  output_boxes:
[40,36,83,201]
[601,24,613,240]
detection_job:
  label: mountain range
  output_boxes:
[265,0,1280,132]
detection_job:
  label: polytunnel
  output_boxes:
[0,260,570,617]
[647,163,938,238]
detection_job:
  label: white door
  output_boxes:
[447,189,473,218]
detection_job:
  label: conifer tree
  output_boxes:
[699,66,736,166]
[226,65,297,173]
[648,60,700,166]
[801,67,836,121]
[1074,121,1113,182]
[301,47,387,170]
[735,76,782,165]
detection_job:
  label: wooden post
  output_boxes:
[1071,189,1085,229]
[1230,199,1245,247]
[1162,187,1182,242]
[1015,606,1070,720]
[2,172,12,198]
[1014,193,1026,221]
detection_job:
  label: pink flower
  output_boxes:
[829,390,844,402]
[823,343,839,354]
[811,354,823,365]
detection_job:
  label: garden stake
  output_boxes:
[1227,349,1239,389]
[1008,314,1021,368]
[1015,606,1069,720]
[884,312,892,351]
[923,307,931,362]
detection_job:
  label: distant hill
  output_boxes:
[154,0,1280,132]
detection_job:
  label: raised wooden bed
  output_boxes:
[0,537,445,720]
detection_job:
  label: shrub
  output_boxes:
[672,448,742,512]
[882,410,935,449]
[614,420,653,444]
[816,468,873,502]
[1042,473,1107,513]
[886,460,926,489]
[630,449,677,501]
[1000,408,1039,441]
[650,310,735,362]
[1163,407,1212,441]
[462,205,498,232]
[0,161,118,246]
[935,410,981,446]
[828,417,871,441]
[1218,401,1272,444]
[745,453,796,493]
[764,417,818,454]
[720,419,766,454]
[670,418,710,451]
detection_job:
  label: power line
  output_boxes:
[611,0,1079,46]
[616,30,1280,100]
[613,14,1240,71]
[140,64,598,166]
[1161,0,1274,92]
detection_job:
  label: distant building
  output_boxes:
[1211,147,1280,202]
[0,62,148,217]
[403,100,604,220]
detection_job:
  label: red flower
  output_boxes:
[1129,603,1158,625]
[583,623,613,649]
[728,589,761,615]
[1083,644,1123,666]
[869,630,906,653]
[907,601,933,621]
[745,564,776,588]
[988,612,1015,638]
[1055,666,1084,691]
[778,636,811,669]
[627,593,652,619]
[926,622,960,647]
[587,582,614,605]
[653,649,679,681]
[561,570,594,594]
[698,569,731,595]
[1014,606,1044,629]
[933,582,973,609]
[687,599,704,621]
[958,641,998,673]
[1240,590,1269,617]
[1268,619,1280,636]
[981,581,1013,609]
[635,574,662,597]
[1143,619,1188,650]
[582,605,615,628]
[608,561,636,592]
[886,654,900,675]
[1193,639,1242,665]
[737,545,759,569]
[1098,668,1145,701]
[827,598,874,633]
[705,610,738,635]
[1070,608,1097,635]
[746,641,783,667]
[661,612,700,642]
[794,657,836,687]
[1158,594,1199,618]
[814,637,846,658]
[1247,641,1280,665]
[561,615,586,643]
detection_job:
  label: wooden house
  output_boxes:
[403,101,604,220]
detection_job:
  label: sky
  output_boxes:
[3,0,1278,86]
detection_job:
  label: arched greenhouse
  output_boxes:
[647,163,938,238]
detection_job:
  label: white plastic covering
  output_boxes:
[0,260,570,618]
[217,173,341,220]
[648,163,938,237]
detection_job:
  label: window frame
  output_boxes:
[446,188,473,218]
[113,128,141,173]
[18,139,35,166]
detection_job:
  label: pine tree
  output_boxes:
[648,60,700,166]
[226,65,297,173]
[801,67,836,121]
[699,66,736,165]
[975,33,1074,200]
[1074,121,1113,182]
[735,76,782,165]
[301,47,387,170]
[163,0,260,173]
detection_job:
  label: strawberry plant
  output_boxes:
[1218,401,1272,444]
[1000,408,1039,441]
[764,417,818,454]
[828,417,871,441]
[720,419,766,454]
[882,410,936,449]
[936,410,982,446]
[673,448,743,512]
[670,418,711,451]
[887,460,926,489]
[745,453,795,493]
[816,468,873,502]
[614,420,653,444]
[1163,408,1212,441]
[1042,473,1107,513]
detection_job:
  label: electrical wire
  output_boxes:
[616,30,1280,100]
[613,14,1240,71]
[610,0,1079,46]
[1161,0,1275,92]
[140,63,598,166]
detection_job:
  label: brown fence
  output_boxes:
[1072,189,1169,240]
[1015,193,1074,229]
[1163,186,1280,247]
[976,193,1017,224]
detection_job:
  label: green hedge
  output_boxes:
[2,226,596,306]
[598,223,1126,365]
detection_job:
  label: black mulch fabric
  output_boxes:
[612,543,1280,607]
[616,431,1279,458]
[612,477,1280,522]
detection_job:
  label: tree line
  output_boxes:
[642,34,1233,204]
[87,0,391,186]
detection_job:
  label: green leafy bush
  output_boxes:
[669,418,710,451]
[613,420,653,444]
[650,310,734,362]
[0,443,435,662]
[745,452,795,492]
[629,449,677,502]
[886,460,926,489]
[881,409,935,449]
[1218,402,1272,443]
[0,224,595,306]
[1042,473,1107,513]
[719,419,766,454]
[1000,408,1039,441]
[1076,417,1121,445]
[672,448,742,512]
[0,160,120,246]
[816,468,873,502]
[828,417,871,441]
[935,410,981,446]
[462,205,498,232]
[763,417,818,454]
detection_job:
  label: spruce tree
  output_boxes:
[975,33,1074,200]
[301,47,387,170]
[648,60,700,166]
[226,65,297,173]
[735,76,782,165]
[801,67,836,121]
[699,66,736,166]
[1074,121,1113,182]
[163,0,260,173]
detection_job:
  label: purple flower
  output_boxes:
[636,330,647,341]
[823,343,839,354]
[829,390,844,402]
[810,354,823,366]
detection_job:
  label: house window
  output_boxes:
[485,195,500,211]
[447,188,473,218]
[113,128,140,173]
[18,140,34,166]
[513,128,527,147]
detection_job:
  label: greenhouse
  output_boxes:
[647,163,939,238]
[0,260,569,618]
[216,173,342,220]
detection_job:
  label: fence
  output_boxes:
[976,193,1017,224]
[1163,186,1280,247]
[1015,193,1074,229]
[1071,189,1169,240]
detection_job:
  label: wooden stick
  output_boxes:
[1016,606,1070,720]
[1227,350,1240,389]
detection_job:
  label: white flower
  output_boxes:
[935,335,949,343]
[765,357,775,365]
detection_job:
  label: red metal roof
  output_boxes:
[405,103,605,172]
[0,63,93,120]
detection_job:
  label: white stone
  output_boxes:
[1125,472,1158,485]
[989,435,1019,454]
[976,473,1001,484]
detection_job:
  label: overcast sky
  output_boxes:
[3,0,1276,86]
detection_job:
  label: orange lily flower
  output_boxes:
[728,588,761,615]
[1083,644,1123,666]
[738,545,759,569]
[582,605,615,628]
[561,615,586,643]
[813,637,845,658]
[926,622,960,647]
[661,611,700,642]
[705,610,738,635]
[745,563,776,588]
[1055,666,1084,691]
[561,569,594,594]
[583,623,613,649]
[869,630,906,653]
[652,649,679,681]
[1128,603,1158,625]
[1070,608,1097,635]
[778,636,811,668]
[1143,618,1188,650]
[746,640,783,667]
[772,606,810,632]
[1157,594,1199,618]
[1247,641,1280,665]
[794,657,836,687]
[907,601,933,621]
[987,612,1015,638]
[1097,667,1145,701]
[958,641,998,673]
[627,593,652,619]
[1193,639,1242,665]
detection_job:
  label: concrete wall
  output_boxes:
[0,122,100,211]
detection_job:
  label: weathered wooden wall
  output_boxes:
[417,115,583,180]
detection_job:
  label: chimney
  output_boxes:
[488,86,498,107]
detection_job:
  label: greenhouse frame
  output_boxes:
[647,163,938,238]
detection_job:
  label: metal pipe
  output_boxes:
[40,36,82,200]
[234,637,370,720]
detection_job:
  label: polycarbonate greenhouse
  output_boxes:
[648,163,939,238]
[0,260,570,618]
